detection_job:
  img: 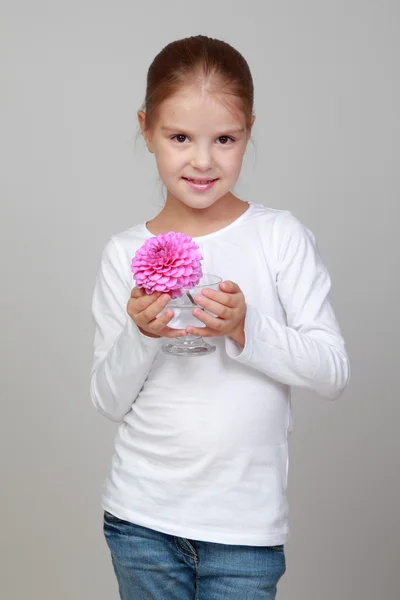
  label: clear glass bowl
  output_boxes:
[158,274,222,357]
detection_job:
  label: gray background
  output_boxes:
[1,1,399,599]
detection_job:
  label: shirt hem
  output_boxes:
[101,499,289,547]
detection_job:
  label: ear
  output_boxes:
[248,114,256,138]
[137,110,154,153]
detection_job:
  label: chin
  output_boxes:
[179,196,224,210]
[170,185,233,210]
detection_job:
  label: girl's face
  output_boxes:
[139,86,254,211]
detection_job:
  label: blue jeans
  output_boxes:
[103,511,286,599]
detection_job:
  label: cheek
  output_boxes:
[154,153,176,177]
[222,150,245,175]
[156,147,184,175]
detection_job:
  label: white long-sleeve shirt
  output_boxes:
[90,201,350,546]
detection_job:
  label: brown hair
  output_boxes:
[138,35,255,135]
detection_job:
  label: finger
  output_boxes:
[191,307,225,331]
[186,325,219,338]
[131,288,162,312]
[196,288,238,309]
[131,286,147,298]
[145,306,187,338]
[151,318,189,338]
[219,280,241,294]
[193,295,232,318]
[140,302,173,331]
[160,327,189,339]
[138,293,171,321]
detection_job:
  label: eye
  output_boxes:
[217,136,234,145]
[171,134,189,143]
[170,134,235,145]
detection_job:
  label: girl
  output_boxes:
[90,35,350,600]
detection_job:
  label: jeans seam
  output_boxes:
[182,538,199,560]
[194,559,199,600]
[173,536,197,560]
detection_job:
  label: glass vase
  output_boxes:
[158,274,222,357]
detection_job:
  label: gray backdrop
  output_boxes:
[1,1,399,599]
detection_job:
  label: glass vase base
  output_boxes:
[162,334,216,357]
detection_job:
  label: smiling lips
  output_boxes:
[184,177,218,184]
[183,177,218,192]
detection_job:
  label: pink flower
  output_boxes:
[131,231,203,298]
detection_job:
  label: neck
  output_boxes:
[147,193,248,237]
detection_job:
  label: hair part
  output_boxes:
[139,35,255,136]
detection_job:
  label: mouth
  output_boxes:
[182,177,219,192]
[183,177,218,184]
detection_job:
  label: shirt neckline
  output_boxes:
[141,201,255,242]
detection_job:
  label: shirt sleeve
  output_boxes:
[90,236,162,422]
[224,213,350,400]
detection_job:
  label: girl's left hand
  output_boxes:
[186,280,246,345]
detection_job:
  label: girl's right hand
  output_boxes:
[127,287,187,339]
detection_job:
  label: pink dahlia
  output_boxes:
[131,231,203,299]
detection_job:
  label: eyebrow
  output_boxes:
[161,125,245,135]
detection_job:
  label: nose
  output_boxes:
[190,144,213,171]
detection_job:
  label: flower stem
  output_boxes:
[186,292,196,304]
